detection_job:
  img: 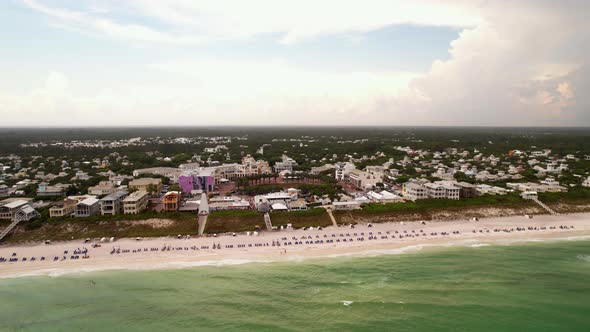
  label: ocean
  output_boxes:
[1,239,589,331]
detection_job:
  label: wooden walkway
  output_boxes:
[0,220,21,242]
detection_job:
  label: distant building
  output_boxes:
[132,167,183,182]
[178,174,215,194]
[310,164,335,175]
[347,168,384,189]
[37,182,67,197]
[88,181,117,196]
[583,177,590,188]
[273,155,298,173]
[129,178,162,194]
[335,162,355,181]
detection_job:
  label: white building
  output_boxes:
[402,182,428,201]
[273,155,298,173]
[583,177,590,187]
[424,182,460,200]
[335,162,356,181]
[367,190,403,203]
[123,191,149,214]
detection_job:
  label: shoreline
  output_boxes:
[1,213,590,279]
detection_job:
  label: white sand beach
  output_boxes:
[1,213,589,279]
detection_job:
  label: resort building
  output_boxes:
[178,174,215,193]
[347,168,384,190]
[128,178,162,194]
[100,191,129,215]
[402,182,428,201]
[334,162,356,181]
[123,191,149,214]
[424,182,460,200]
[162,191,181,212]
[273,155,298,173]
[75,197,100,217]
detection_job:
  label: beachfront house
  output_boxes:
[123,191,149,214]
[75,197,100,217]
[162,191,181,212]
[49,198,78,218]
[0,200,29,220]
[100,191,129,215]
[13,205,40,222]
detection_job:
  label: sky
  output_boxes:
[0,0,589,127]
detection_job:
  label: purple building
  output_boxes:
[178,175,215,194]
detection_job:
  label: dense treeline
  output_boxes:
[2,127,590,163]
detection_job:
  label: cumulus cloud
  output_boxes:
[4,0,590,126]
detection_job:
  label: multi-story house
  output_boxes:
[100,191,129,215]
[402,182,428,201]
[49,198,78,218]
[88,181,117,196]
[123,191,149,214]
[162,191,181,212]
[75,197,100,217]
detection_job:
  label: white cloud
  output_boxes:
[6,0,590,126]
[24,0,480,44]
[21,0,203,44]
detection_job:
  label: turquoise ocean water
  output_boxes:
[1,239,589,331]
